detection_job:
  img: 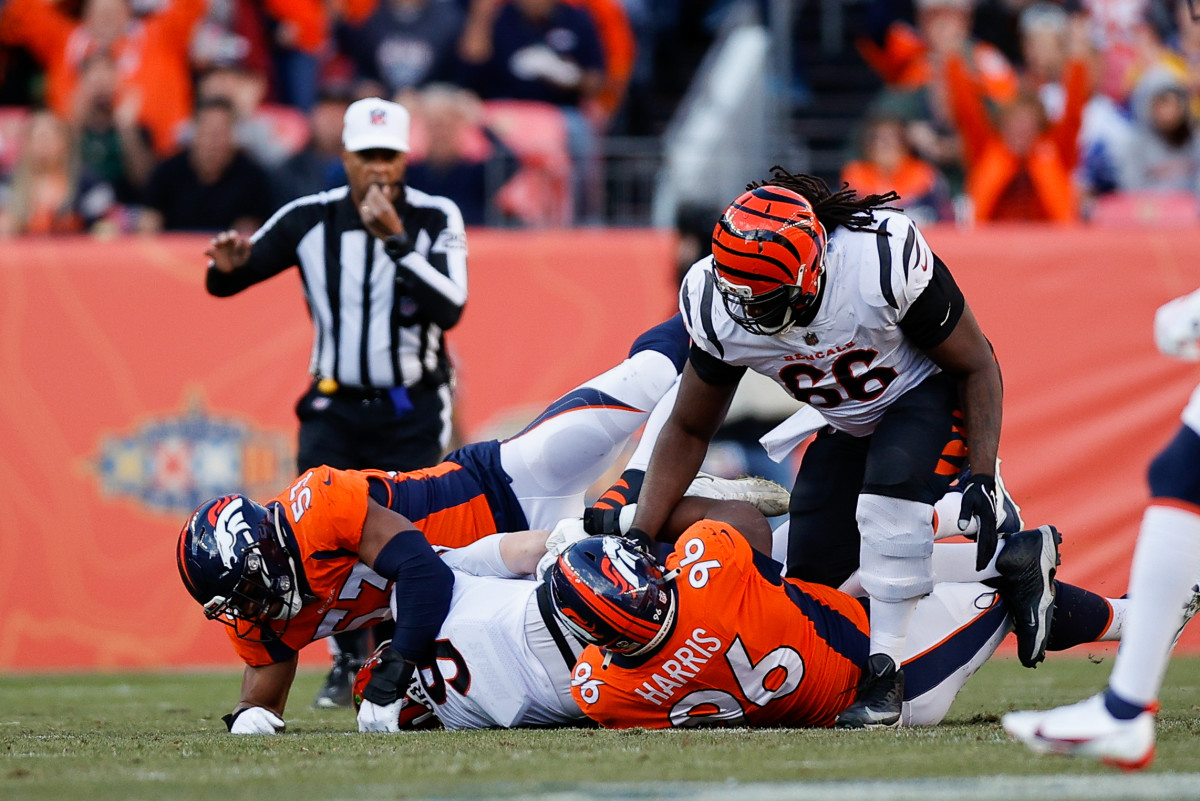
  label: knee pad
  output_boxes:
[628,314,689,372]
[856,494,934,602]
[1148,425,1200,506]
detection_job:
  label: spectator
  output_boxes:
[264,0,329,111]
[336,0,467,95]
[457,0,607,221]
[945,47,1088,222]
[841,116,953,225]
[859,0,1019,192]
[271,93,350,206]
[69,53,155,232]
[139,97,272,233]
[195,66,295,169]
[0,0,205,156]
[405,84,517,226]
[1118,66,1200,194]
[0,110,81,237]
[1080,0,1153,102]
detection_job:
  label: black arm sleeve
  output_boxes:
[688,343,747,386]
[205,202,318,297]
[371,529,455,663]
[898,254,966,350]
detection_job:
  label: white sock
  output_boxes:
[1109,504,1200,706]
[1098,597,1129,642]
[869,596,921,662]
[934,493,971,539]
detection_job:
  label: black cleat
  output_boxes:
[313,653,362,709]
[994,524,1061,668]
[834,654,905,729]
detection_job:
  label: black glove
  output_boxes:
[360,647,415,706]
[624,527,655,555]
[958,473,998,571]
[583,505,622,537]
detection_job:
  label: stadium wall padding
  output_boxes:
[1,226,1198,670]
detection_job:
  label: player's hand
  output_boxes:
[1154,289,1200,361]
[359,184,404,241]
[958,474,999,571]
[536,517,590,580]
[223,706,285,735]
[358,699,403,733]
[357,646,414,733]
[205,230,252,272]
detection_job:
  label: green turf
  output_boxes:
[2,656,1198,800]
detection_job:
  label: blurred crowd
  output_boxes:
[4,0,1200,236]
[0,0,715,234]
[843,0,1200,225]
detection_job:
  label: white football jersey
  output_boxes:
[417,573,584,730]
[682,210,942,437]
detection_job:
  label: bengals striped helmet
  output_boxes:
[547,536,677,656]
[711,185,828,335]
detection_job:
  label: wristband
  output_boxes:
[383,232,414,261]
[361,648,416,705]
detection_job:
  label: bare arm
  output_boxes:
[630,363,738,540]
[924,303,1002,476]
[232,652,299,717]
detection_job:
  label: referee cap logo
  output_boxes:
[343,97,410,153]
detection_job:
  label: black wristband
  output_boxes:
[362,648,415,706]
[383,232,413,261]
[222,709,244,732]
[625,527,654,553]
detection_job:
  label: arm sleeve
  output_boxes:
[898,255,966,350]
[393,205,469,331]
[688,344,746,386]
[374,530,455,663]
[205,199,314,297]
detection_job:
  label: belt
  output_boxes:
[315,378,394,401]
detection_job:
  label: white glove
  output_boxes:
[536,516,592,580]
[1155,289,1200,361]
[227,706,285,735]
[358,698,403,733]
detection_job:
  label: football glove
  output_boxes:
[356,647,414,734]
[223,706,285,735]
[1154,289,1200,361]
[957,473,999,571]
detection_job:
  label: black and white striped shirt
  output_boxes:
[206,184,467,389]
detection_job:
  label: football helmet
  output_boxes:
[711,185,828,335]
[176,495,304,641]
[547,536,677,656]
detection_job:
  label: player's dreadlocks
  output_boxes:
[747,166,901,235]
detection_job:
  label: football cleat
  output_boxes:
[834,654,905,729]
[313,652,362,709]
[993,524,1061,668]
[685,472,791,517]
[1002,693,1157,770]
[992,459,1024,536]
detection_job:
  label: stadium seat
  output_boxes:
[1089,191,1200,227]
[0,106,32,174]
[482,100,573,227]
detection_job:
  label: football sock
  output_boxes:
[869,596,920,663]
[1108,504,1200,707]
[592,468,644,513]
[1046,581,1120,650]
[1103,688,1150,721]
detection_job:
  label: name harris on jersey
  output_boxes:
[630,628,723,706]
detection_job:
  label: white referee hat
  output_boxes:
[342,97,410,153]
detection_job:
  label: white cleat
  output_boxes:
[685,472,791,517]
[1169,583,1200,652]
[1002,693,1157,771]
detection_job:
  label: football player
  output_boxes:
[176,317,788,735]
[1003,287,1200,769]
[626,167,1029,728]
[547,521,1140,731]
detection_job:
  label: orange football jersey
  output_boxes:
[570,521,870,728]
[228,449,518,666]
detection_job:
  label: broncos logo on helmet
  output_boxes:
[177,495,307,642]
[547,536,678,656]
[711,185,828,335]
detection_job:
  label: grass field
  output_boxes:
[3,656,1199,801]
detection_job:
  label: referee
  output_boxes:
[204,96,468,707]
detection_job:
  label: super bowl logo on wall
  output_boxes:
[89,394,295,515]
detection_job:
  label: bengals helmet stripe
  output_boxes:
[711,185,828,335]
